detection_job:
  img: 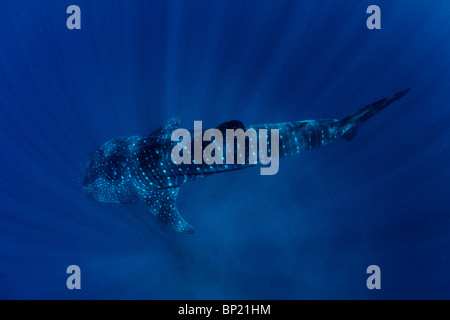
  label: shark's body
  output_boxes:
[83,89,410,233]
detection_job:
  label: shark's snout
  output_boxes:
[83,164,99,201]
[83,138,136,204]
[82,146,108,201]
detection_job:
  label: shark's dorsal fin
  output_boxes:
[216,120,245,134]
[149,117,181,138]
[145,187,194,234]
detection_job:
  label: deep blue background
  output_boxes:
[0,0,449,299]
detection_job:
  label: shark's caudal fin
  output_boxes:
[145,187,195,234]
[338,88,410,140]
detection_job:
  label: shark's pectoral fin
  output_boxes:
[145,187,195,234]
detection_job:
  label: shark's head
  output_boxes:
[83,138,133,203]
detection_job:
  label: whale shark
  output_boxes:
[83,89,410,233]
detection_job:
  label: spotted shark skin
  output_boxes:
[83,89,410,233]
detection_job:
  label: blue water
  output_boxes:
[1,0,449,299]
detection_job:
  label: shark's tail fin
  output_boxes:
[338,88,410,141]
